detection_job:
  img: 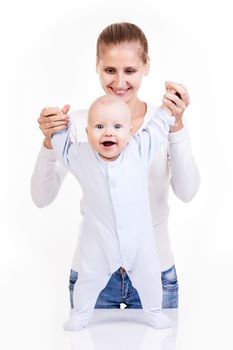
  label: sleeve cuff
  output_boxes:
[168,123,188,143]
[157,107,176,127]
[40,142,57,160]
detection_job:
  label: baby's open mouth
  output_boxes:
[102,141,116,147]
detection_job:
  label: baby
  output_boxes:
[51,95,176,331]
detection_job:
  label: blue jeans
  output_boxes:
[69,265,178,309]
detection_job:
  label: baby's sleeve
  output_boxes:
[51,126,79,172]
[135,108,175,166]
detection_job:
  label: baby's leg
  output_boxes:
[64,270,110,331]
[129,263,172,329]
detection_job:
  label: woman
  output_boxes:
[31,22,200,310]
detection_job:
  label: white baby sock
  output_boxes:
[63,313,87,332]
[145,310,173,329]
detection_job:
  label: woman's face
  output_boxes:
[96,41,149,104]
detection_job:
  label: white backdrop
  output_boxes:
[1,0,233,349]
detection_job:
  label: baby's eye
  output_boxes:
[114,124,122,129]
[95,124,104,129]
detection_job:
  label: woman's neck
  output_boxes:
[127,98,147,134]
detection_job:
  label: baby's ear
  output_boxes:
[96,61,100,74]
[144,56,150,76]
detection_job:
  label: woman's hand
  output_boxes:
[37,104,70,149]
[161,81,190,132]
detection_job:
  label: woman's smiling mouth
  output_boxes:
[109,87,131,96]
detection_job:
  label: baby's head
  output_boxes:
[86,95,133,161]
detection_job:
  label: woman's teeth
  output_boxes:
[113,89,128,96]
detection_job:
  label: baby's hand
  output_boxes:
[37,104,70,148]
[161,81,190,132]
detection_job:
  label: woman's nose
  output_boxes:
[115,73,125,89]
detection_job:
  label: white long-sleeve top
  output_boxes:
[31,104,200,271]
[51,108,175,274]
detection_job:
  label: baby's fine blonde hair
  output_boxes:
[88,95,131,125]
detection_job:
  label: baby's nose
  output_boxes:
[104,127,114,136]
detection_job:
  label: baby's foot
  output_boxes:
[146,310,173,329]
[63,313,87,332]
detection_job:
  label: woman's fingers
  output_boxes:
[61,104,70,114]
[39,122,69,138]
[37,113,68,125]
[37,105,70,138]
[39,119,69,130]
[165,81,190,107]
[162,93,186,114]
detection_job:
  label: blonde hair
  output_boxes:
[88,95,130,124]
[96,22,149,64]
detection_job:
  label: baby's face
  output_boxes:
[86,99,132,161]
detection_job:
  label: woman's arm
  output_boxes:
[162,81,200,201]
[30,105,70,208]
[30,146,68,208]
[168,124,200,202]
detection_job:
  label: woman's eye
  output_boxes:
[125,68,136,74]
[95,124,104,129]
[114,124,122,129]
[104,68,115,74]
